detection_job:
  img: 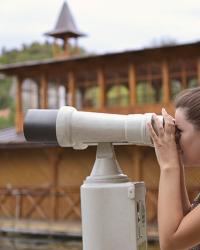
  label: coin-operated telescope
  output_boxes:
[24,106,162,250]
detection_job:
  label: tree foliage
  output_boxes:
[0,41,86,65]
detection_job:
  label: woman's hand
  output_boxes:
[147,108,180,170]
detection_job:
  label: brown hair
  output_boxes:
[174,87,200,130]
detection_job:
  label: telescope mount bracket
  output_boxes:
[85,142,130,184]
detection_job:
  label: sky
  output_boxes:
[1,0,200,54]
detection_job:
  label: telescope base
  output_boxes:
[81,181,147,250]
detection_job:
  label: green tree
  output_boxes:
[0,41,87,64]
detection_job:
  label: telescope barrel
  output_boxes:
[24,106,162,149]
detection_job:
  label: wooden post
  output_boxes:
[56,81,60,108]
[162,61,170,103]
[128,64,137,106]
[97,68,106,109]
[181,63,187,89]
[197,58,200,86]
[15,192,22,219]
[40,75,48,109]
[52,39,59,57]
[64,37,69,56]
[37,82,41,108]
[133,147,142,181]
[128,146,142,181]
[15,77,23,133]
[68,71,76,107]
[30,82,35,108]
[44,148,64,221]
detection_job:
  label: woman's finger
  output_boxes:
[152,114,164,137]
[162,108,175,134]
[147,122,160,145]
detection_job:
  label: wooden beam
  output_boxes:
[15,77,23,133]
[97,68,106,109]
[128,64,137,106]
[40,75,48,109]
[25,194,48,219]
[68,71,76,107]
[162,61,170,103]
[0,194,12,216]
[63,194,81,219]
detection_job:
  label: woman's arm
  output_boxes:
[180,162,191,215]
[158,166,184,250]
[158,165,200,250]
[148,109,200,250]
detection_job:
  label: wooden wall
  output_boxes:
[0,145,200,223]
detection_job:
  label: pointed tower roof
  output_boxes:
[45,2,86,39]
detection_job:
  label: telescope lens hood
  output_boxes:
[24,109,58,144]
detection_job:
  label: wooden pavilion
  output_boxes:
[0,1,200,238]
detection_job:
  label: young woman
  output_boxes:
[148,87,200,250]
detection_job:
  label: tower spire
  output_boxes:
[45,1,86,57]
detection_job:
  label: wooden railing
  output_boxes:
[0,186,81,221]
[0,186,198,223]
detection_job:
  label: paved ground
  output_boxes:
[0,218,160,249]
[0,218,82,237]
[0,236,159,250]
[0,218,158,240]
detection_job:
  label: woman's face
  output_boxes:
[175,108,200,166]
